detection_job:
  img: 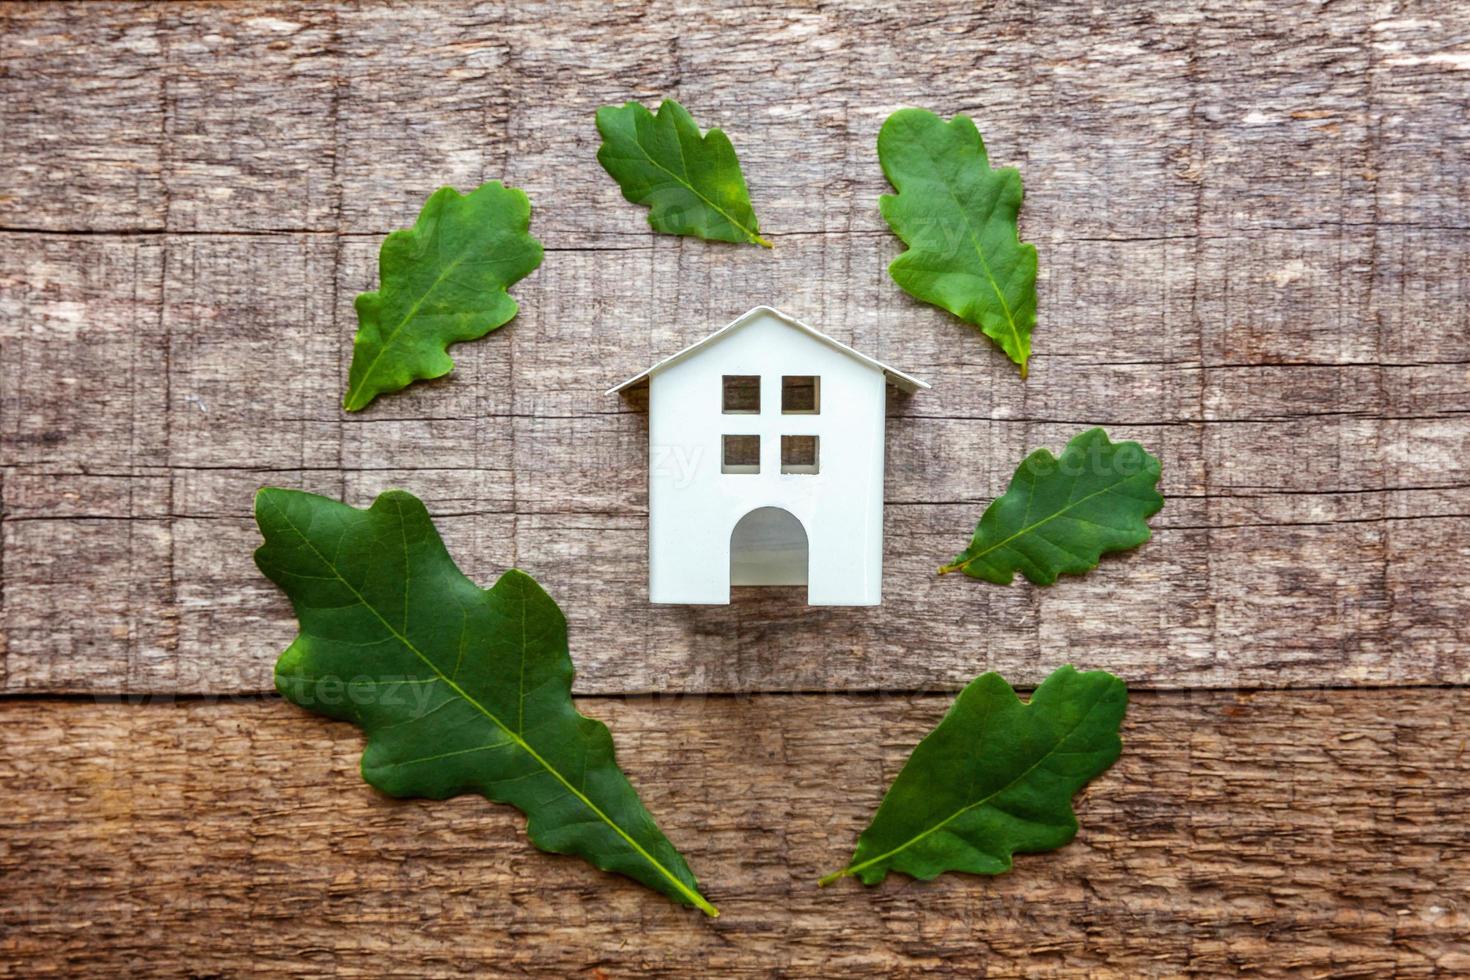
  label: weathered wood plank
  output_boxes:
[8,0,1463,243]
[1,688,1466,977]
[0,5,168,232]
[3,0,1469,694]
[5,476,1466,693]
[3,234,1466,693]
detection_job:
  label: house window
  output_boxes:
[722,434,760,474]
[722,375,760,414]
[781,376,820,414]
[781,435,819,475]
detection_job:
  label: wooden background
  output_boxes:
[2,0,1468,974]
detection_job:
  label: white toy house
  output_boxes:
[609,306,928,606]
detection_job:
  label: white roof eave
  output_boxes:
[605,306,931,396]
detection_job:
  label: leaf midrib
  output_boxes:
[267,496,716,916]
[344,253,472,409]
[826,684,1111,883]
[943,470,1146,576]
[927,161,1026,366]
[622,123,768,247]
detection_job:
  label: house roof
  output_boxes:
[605,306,931,395]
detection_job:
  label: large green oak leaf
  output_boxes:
[253,487,716,915]
[878,108,1038,377]
[343,182,544,411]
[596,99,770,247]
[940,427,1164,584]
[821,665,1126,886]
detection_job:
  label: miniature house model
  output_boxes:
[609,306,928,606]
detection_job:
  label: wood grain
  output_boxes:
[1,688,1467,977]
[3,1,1469,694]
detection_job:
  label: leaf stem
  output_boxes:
[817,868,851,888]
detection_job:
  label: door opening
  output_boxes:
[729,507,809,587]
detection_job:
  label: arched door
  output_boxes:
[729,507,809,587]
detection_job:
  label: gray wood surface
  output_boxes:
[2,1,1469,975]
[3,0,1467,695]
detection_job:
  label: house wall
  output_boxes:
[646,311,887,605]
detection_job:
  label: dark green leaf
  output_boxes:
[940,427,1163,584]
[596,99,770,247]
[253,487,716,916]
[343,182,544,411]
[820,665,1126,887]
[878,109,1038,377]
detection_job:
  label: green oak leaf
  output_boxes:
[596,99,770,247]
[939,427,1163,584]
[821,665,1126,887]
[253,487,716,916]
[343,182,544,411]
[878,108,1038,377]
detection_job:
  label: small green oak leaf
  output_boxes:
[940,428,1164,584]
[878,108,1038,377]
[253,487,715,916]
[821,665,1126,887]
[596,99,770,247]
[343,182,543,412]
